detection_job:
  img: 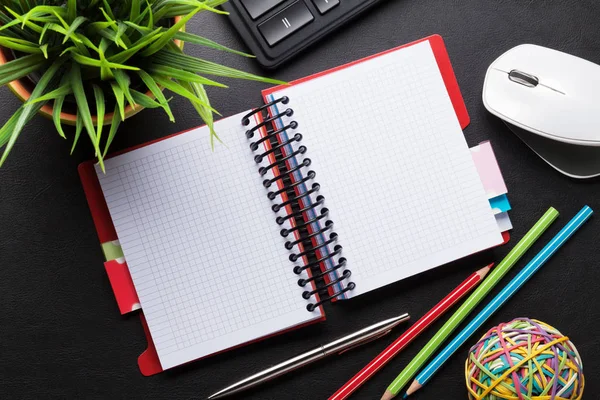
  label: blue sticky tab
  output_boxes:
[489,194,511,214]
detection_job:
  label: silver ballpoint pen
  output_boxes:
[207,313,410,399]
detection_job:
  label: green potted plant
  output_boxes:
[0,0,284,171]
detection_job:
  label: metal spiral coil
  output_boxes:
[241,97,355,311]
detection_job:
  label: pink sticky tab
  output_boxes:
[104,259,141,315]
[471,141,508,199]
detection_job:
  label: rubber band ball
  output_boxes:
[465,318,584,400]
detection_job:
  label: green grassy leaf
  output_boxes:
[71,111,83,154]
[67,0,76,23]
[45,22,69,36]
[148,64,227,87]
[62,16,87,44]
[0,107,40,151]
[155,50,287,84]
[131,89,161,108]
[93,84,105,147]
[4,7,44,33]
[113,69,136,108]
[110,81,125,121]
[70,63,104,170]
[87,20,117,34]
[97,27,127,49]
[97,38,114,80]
[185,80,221,148]
[141,7,199,56]
[103,104,122,157]
[0,52,44,77]
[100,1,115,21]
[130,0,141,24]
[99,37,110,53]
[38,22,49,44]
[0,11,34,40]
[115,22,132,48]
[40,43,48,58]
[59,46,77,57]
[70,52,140,71]
[46,23,91,56]
[0,62,44,86]
[73,33,100,53]
[173,31,254,57]
[21,13,61,26]
[52,97,66,139]
[153,0,227,20]
[144,0,154,28]
[0,108,25,149]
[51,73,71,140]
[0,17,25,33]
[107,26,162,64]
[22,6,68,30]
[137,69,174,122]
[98,5,127,46]
[0,57,64,167]
[124,19,253,58]
[154,75,220,115]
[28,84,72,104]
[0,37,43,54]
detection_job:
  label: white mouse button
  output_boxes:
[508,70,539,87]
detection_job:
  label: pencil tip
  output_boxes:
[402,394,408,399]
[477,263,494,279]
[380,390,395,400]
[405,380,422,396]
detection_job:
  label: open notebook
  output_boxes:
[80,35,507,373]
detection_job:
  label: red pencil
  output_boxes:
[328,263,494,400]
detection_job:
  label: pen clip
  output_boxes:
[337,329,393,355]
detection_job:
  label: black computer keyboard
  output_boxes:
[222,0,386,69]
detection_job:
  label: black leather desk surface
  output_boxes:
[2,2,600,399]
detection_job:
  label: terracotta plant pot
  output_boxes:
[0,16,183,127]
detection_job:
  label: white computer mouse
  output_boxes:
[483,44,600,179]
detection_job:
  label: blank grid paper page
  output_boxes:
[270,40,503,297]
[96,113,321,369]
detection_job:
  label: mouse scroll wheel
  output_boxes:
[508,70,539,87]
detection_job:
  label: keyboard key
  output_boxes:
[312,0,340,14]
[240,0,287,20]
[258,1,315,47]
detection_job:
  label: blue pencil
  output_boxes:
[405,205,593,397]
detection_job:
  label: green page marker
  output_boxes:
[101,240,124,261]
[381,207,560,400]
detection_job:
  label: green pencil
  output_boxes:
[381,207,560,400]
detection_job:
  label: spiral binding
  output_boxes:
[242,97,355,312]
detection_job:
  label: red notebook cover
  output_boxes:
[79,35,507,375]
